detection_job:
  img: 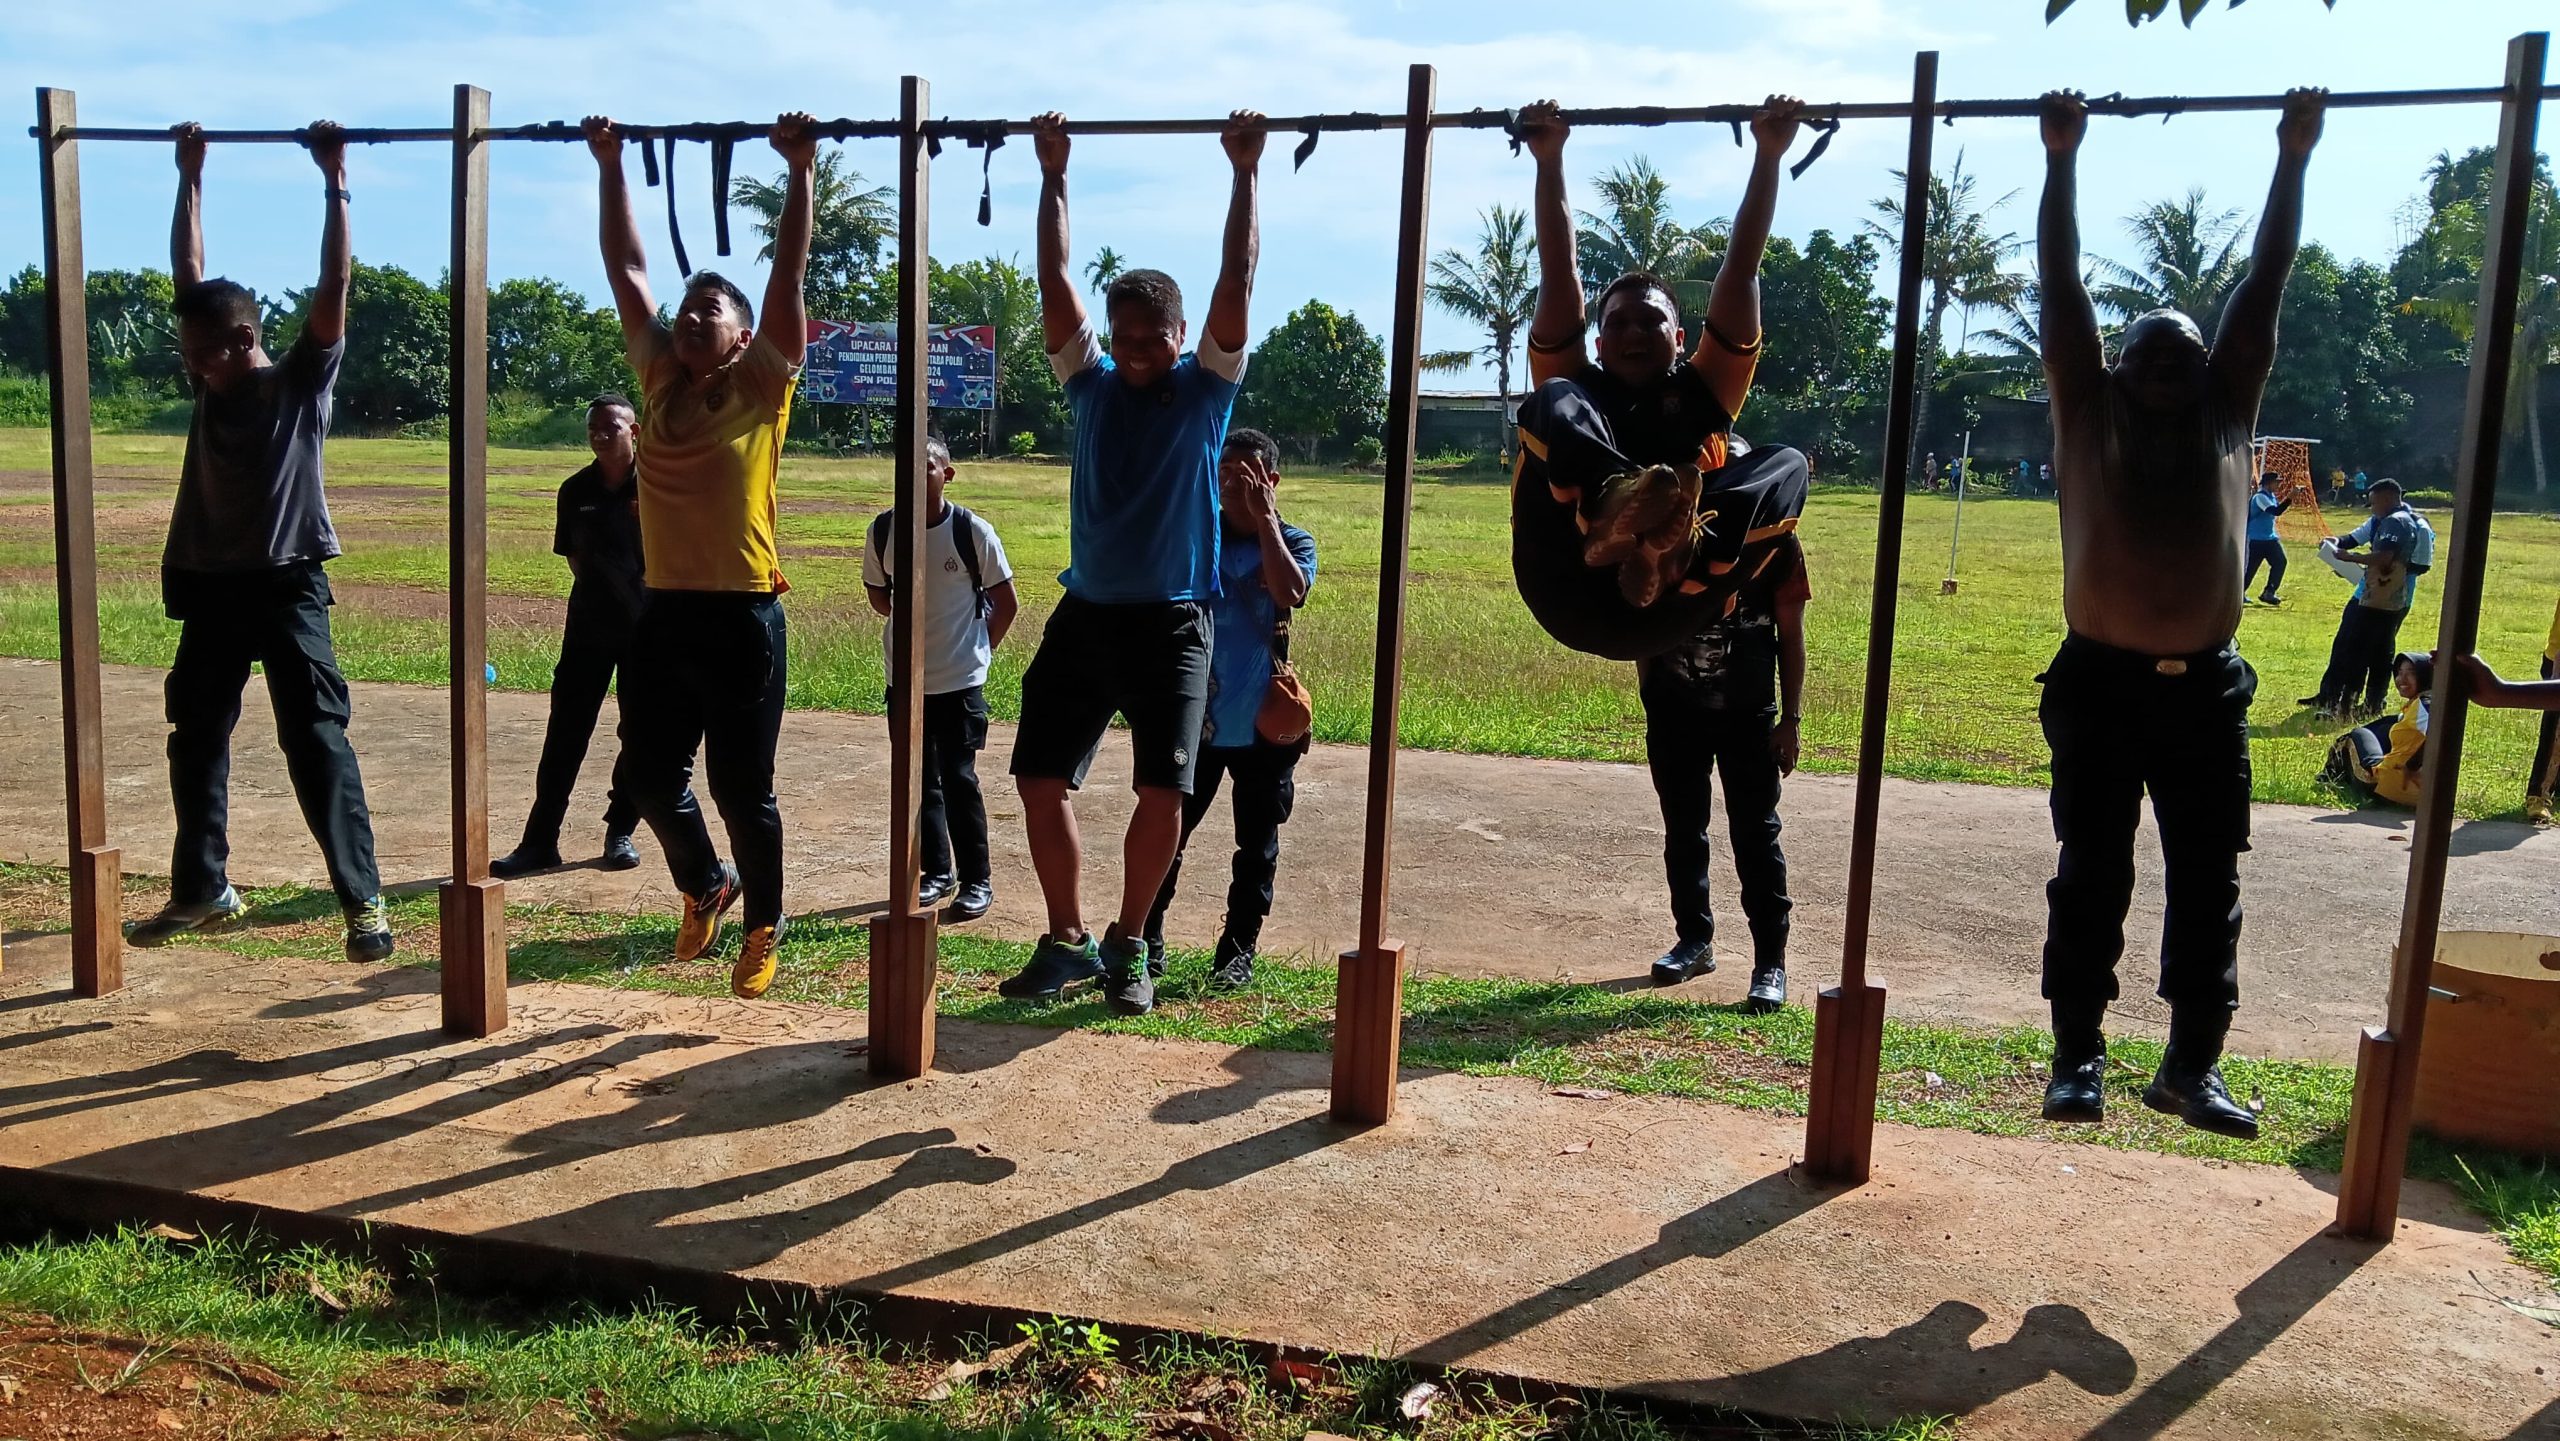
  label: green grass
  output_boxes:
[6,428,2560,816]
[9,860,2555,1294]
[0,1224,1950,1440]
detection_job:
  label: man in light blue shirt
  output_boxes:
[2304,479,2421,717]
[2241,471,2291,606]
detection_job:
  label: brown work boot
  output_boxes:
[1582,465,1691,567]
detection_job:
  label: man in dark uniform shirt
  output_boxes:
[493,395,662,876]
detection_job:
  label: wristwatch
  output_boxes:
[325,186,352,203]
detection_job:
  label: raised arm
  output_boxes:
[171,124,205,291]
[301,122,351,348]
[583,117,663,362]
[1204,110,1266,356]
[755,112,818,364]
[2213,88,2325,412]
[1702,97,1802,355]
[1517,101,1587,385]
[1031,113,1089,353]
[1233,456,1308,609]
[2037,91,2104,406]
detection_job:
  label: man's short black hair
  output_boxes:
[1594,270,1678,326]
[924,431,952,467]
[2372,477,2404,497]
[588,393,635,418]
[2260,471,2281,486]
[1222,426,1280,472]
[1105,269,1185,330]
[172,278,260,333]
[683,271,755,329]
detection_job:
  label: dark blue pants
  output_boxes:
[2243,537,2287,600]
[1144,741,1301,949]
[1639,688,1791,962]
[521,608,641,849]
[613,592,788,928]
[161,562,380,910]
[887,685,992,887]
[2314,601,2408,713]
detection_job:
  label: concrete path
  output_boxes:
[5,658,2559,1062]
[1,939,2553,1440]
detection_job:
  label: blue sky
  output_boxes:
[4,0,2551,387]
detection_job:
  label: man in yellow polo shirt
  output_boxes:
[583,111,816,998]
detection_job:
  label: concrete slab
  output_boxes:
[8,660,2560,1064]
[2,937,2555,1439]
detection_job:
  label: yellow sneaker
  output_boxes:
[2530,795,2553,826]
[731,919,783,999]
[676,864,741,962]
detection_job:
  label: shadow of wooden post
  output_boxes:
[2336,29,2548,1242]
[1330,63,1436,1127]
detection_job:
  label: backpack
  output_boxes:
[869,504,993,620]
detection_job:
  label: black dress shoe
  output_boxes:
[600,833,641,871]
[490,843,562,879]
[1209,934,1256,990]
[1650,937,1715,986]
[2143,1050,2260,1139]
[916,873,958,910]
[2042,1049,2107,1124]
[942,879,993,922]
[1744,963,1787,1014]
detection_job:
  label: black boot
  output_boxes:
[2143,1010,2260,1140]
[2041,1007,2107,1125]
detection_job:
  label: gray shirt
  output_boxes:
[165,333,344,574]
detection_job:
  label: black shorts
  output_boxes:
[1011,593,1214,794]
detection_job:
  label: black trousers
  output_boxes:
[2533,657,2560,801]
[613,592,788,928]
[161,563,380,910]
[2242,537,2287,599]
[520,608,640,849]
[887,685,992,886]
[1143,741,1301,949]
[2314,601,2409,713]
[2038,635,2254,1020]
[1639,684,1792,962]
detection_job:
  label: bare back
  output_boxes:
[2050,371,2256,654]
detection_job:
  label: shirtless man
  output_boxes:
[2033,86,2323,1140]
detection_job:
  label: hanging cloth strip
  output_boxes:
[711,136,734,255]
[660,135,691,276]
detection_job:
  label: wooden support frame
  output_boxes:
[440,83,506,1037]
[869,74,938,1080]
[36,87,122,996]
[2336,30,2547,1242]
[1803,51,1938,1185]
[1329,63,1436,1127]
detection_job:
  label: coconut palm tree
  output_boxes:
[1085,246,1125,296]
[2090,188,2253,332]
[730,151,893,321]
[1865,151,2023,482]
[1421,205,1538,465]
[1576,157,1720,321]
[2402,176,2560,492]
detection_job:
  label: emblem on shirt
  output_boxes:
[943,558,960,572]
[1173,747,1189,767]
[705,386,729,412]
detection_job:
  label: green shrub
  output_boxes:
[1350,435,1385,468]
[1008,430,1039,457]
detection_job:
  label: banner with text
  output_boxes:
[800,321,998,410]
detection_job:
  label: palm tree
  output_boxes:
[936,254,1040,451]
[1421,205,1538,465]
[730,152,893,320]
[1085,246,1125,296]
[2090,188,2252,331]
[1962,278,2049,395]
[2403,177,2560,492]
[1577,157,1721,321]
[1865,150,2023,483]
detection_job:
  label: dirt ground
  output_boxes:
[4,937,2557,1440]
[6,657,2560,1063]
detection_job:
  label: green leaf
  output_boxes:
[2180,0,2208,23]
[2046,0,2076,21]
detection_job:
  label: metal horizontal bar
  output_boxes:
[31,81,2560,146]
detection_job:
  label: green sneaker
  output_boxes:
[129,887,250,947]
[997,932,1103,999]
[344,896,396,963]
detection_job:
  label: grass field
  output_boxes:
[6,428,2560,816]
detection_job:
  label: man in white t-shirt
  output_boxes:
[864,435,1020,921]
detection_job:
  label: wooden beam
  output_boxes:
[1330,63,1435,1127]
[37,87,122,997]
[1804,50,1938,1185]
[870,74,937,1080]
[440,83,505,1038]
[2337,30,2547,1242]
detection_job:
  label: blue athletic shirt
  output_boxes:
[2247,490,2283,541]
[1202,521,1319,748]
[1049,321,1247,604]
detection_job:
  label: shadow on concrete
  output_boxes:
[2451,820,2537,858]
[1404,1165,1841,1368]
[2503,1394,2560,1440]
[1690,1300,2136,1426]
[2074,1232,2378,1441]
[0,1020,113,1053]
[257,965,441,1020]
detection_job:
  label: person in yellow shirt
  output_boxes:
[2529,597,2560,823]
[2326,652,2430,808]
[583,111,816,998]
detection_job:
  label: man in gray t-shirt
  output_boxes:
[129,119,391,966]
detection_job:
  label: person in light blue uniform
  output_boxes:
[2240,471,2292,606]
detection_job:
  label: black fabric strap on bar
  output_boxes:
[1729,119,1744,147]
[662,136,691,276]
[711,136,734,255]
[640,134,660,187]
[1788,116,1841,180]
[1294,123,1320,171]
[1501,106,1526,155]
[967,124,1006,226]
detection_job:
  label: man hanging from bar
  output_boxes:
[582,111,818,1000]
[129,120,394,965]
[1508,97,1811,664]
[2032,87,2325,1140]
[995,108,1265,1018]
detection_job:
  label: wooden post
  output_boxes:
[1329,64,1435,1126]
[870,75,938,1079]
[1803,51,1938,1184]
[2337,30,2546,1241]
[439,84,505,1037]
[37,88,122,996]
